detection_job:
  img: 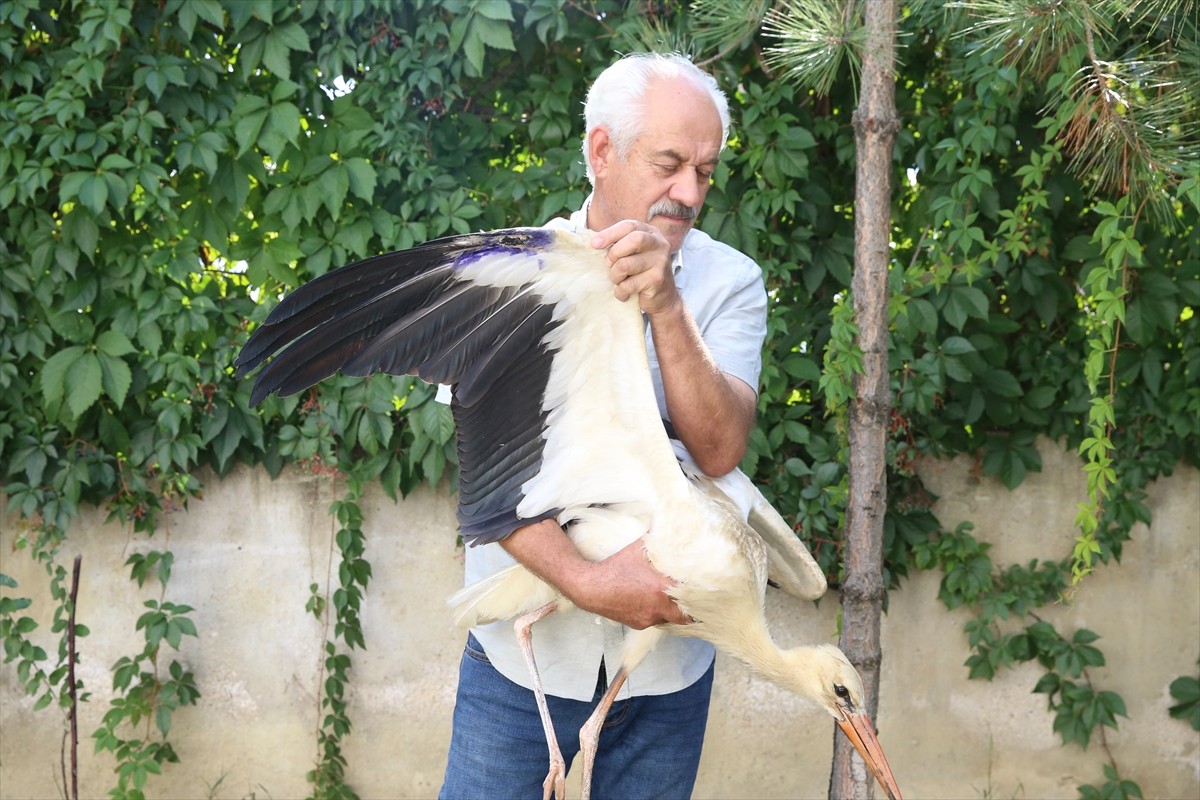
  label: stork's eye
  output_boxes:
[834,684,850,700]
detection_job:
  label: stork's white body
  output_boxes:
[449,233,764,671]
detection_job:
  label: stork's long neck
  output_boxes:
[754,645,829,701]
[701,615,829,705]
[686,599,825,705]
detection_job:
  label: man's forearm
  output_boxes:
[500,518,591,598]
[648,297,756,476]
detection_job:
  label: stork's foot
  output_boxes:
[542,750,567,800]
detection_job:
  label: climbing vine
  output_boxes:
[309,476,369,800]
[1,1,1196,798]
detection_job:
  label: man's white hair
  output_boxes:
[581,52,731,184]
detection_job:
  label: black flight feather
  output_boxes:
[237,228,562,545]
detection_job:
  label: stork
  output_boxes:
[236,228,903,800]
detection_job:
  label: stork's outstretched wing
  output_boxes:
[237,229,558,406]
[235,228,676,547]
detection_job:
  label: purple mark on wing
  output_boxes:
[452,230,554,270]
[454,246,525,268]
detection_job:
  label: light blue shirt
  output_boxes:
[462,202,768,701]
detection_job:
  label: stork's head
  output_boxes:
[582,54,728,254]
[803,644,905,800]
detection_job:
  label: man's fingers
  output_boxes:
[592,222,669,261]
[590,219,648,250]
[610,267,660,303]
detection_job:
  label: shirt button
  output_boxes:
[594,616,602,625]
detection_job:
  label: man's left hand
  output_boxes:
[591,221,680,316]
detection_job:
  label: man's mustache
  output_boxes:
[648,200,697,221]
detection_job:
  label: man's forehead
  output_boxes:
[639,81,723,144]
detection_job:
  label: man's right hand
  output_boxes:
[499,519,691,629]
[572,538,692,629]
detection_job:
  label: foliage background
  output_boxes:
[1,0,1196,798]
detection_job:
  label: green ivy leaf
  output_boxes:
[271,20,311,52]
[232,95,269,156]
[980,368,1022,397]
[943,284,991,330]
[475,0,514,20]
[65,353,102,418]
[262,33,292,79]
[267,101,301,149]
[59,171,90,203]
[156,705,172,738]
[97,329,136,357]
[1169,675,1200,730]
[345,159,377,202]
[98,352,133,408]
[40,346,86,409]
[64,210,99,255]
[940,336,976,356]
[942,355,973,382]
[77,175,108,216]
[313,166,346,221]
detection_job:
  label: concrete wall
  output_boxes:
[2,439,1197,799]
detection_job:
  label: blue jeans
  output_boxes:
[439,634,713,799]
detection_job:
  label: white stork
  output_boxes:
[236,228,903,800]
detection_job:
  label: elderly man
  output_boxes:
[439,52,767,798]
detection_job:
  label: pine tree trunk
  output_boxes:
[829,0,898,797]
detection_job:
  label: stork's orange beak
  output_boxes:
[836,711,903,800]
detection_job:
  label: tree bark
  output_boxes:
[830,0,898,798]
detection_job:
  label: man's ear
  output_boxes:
[589,126,614,180]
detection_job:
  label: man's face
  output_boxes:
[589,77,724,254]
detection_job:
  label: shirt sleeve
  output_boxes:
[697,259,768,397]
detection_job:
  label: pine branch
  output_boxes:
[1056,26,1198,222]
[691,0,772,60]
[955,0,1199,224]
[761,0,865,96]
[950,0,1103,78]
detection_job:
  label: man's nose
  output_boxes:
[668,171,704,209]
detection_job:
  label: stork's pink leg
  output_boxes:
[515,601,566,800]
[576,664,630,800]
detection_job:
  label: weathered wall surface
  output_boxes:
[2,440,1198,799]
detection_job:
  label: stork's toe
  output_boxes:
[542,754,567,800]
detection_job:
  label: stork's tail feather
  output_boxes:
[746,483,828,601]
[447,563,560,628]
